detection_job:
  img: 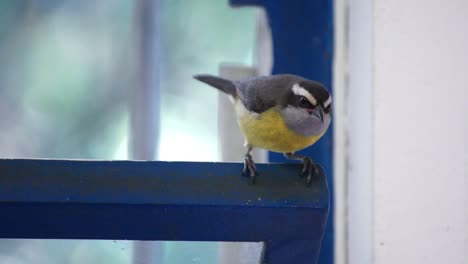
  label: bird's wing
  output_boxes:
[235,74,304,113]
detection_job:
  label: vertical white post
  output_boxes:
[333,0,349,263]
[130,0,163,263]
[217,64,265,264]
[217,65,266,163]
[347,0,375,264]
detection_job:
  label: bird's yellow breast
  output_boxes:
[234,100,324,153]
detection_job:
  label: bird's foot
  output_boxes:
[300,157,319,186]
[242,153,257,184]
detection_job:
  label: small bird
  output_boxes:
[194,74,332,185]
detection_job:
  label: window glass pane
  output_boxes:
[0,240,261,264]
[0,0,132,159]
[0,0,257,263]
[158,0,256,161]
[0,240,132,264]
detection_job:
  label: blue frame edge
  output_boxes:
[0,159,329,264]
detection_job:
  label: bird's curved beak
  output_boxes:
[311,107,324,123]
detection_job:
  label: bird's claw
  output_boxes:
[300,157,318,187]
[242,153,257,184]
[300,157,310,176]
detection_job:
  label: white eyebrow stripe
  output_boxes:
[323,96,332,107]
[292,83,317,105]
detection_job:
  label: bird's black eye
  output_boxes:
[299,96,313,108]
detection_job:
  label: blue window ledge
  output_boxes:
[0,159,329,264]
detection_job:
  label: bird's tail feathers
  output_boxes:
[193,74,237,97]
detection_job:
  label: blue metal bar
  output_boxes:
[230,1,335,263]
[0,159,328,264]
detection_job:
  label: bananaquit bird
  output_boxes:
[194,74,332,185]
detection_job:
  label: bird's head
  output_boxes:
[280,80,332,137]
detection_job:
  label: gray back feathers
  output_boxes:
[235,74,306,113]
[194,74,311,113]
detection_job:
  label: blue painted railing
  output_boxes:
[0,159,329,264]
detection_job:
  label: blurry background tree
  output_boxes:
[0,0,256,263]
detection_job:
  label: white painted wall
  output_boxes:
[346,0,468,263]
[373,0,468,263]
